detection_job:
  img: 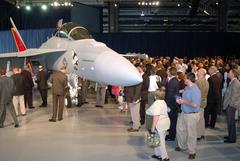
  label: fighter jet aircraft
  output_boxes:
[0,18,142,86]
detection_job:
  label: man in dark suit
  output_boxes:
[165,67,180,141]
[36,65,48,107]
[22,65,35,109]
[223,69,240,143]
[138,66,150,125]
[0,69,19,128]
[49,66,68,122]
[205,66,222,128]
[216,68,223,114]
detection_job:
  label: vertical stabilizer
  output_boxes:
[10,17,27,52]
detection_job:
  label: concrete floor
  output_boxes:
[0,91,240,161]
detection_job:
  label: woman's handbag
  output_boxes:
[146,132,161,148]
[145,114,153,130]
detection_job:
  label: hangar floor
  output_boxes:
[0,90,240,161]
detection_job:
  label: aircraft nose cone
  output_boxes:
[95,51,143,86]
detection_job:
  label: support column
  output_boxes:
[108,2,119,32]
[217,0,231,32]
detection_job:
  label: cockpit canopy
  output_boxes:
[55,22,92,40]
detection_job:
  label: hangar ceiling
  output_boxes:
[3,0,240,32]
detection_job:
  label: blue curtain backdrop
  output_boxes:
[0,28,55,53]
[97,32,240,57]
[1,28,240,57]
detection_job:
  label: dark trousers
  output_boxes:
[78,87,87,106]
[105,89,109,104]
[77,90,82,106]
[0,103,19,127]
[140,99,147,125]
[167,109,178,140]
[39,89,48,106]
[204,102,218,128]
[52,94,64,120]
[226,106,236,142]
[24,89,33,108]
[77,88,87,106]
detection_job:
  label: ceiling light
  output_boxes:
[114,3,117,7]
[25,5,31,10]
[53,2,59,7]
[152,2,155,5]
[156,1,159,5]
[64,2,68,6]
[41,5,47,10]
[138,2,141,5]
[216,2,219,5]
[189,5,192,8]
[142,2,145,5]
[204,10,210,15]
[17,5,20,9]
[177,3,180,7]
[164,19,168,22]
[145,2,148,5]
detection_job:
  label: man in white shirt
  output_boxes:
[148,67,161,106]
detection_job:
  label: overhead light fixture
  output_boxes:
[216,2,219,5]
[51,1,72,7]
[41,5,47,10]
[204,10,210,15]
[189,5,192,8]
[177,3,180,7]
[164,19,168,22]
[138,1,159,6]
[53,1,59,7]
[114,3,118,7]
[25,5,31,10]
[16,5,20,9]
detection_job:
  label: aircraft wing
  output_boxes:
[0,48,66,58]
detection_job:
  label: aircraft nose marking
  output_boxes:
[82,59,94,62]
[72,50,78,71]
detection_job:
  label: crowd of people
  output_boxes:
[0,56,240,160]
[0,64,69,126]
[122,56,240,160]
